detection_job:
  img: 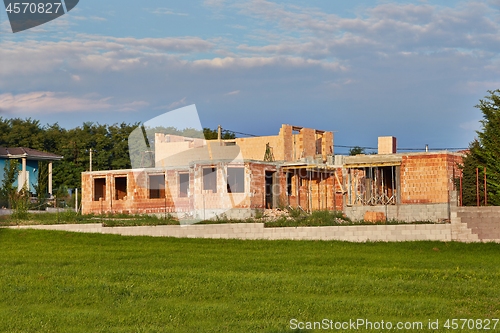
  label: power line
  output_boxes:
[397,147,468,151]
[212,126,469,151]
[222,128,259,137]
[334,145,377,150]
[222,132,468,151]
[334,144,468,151]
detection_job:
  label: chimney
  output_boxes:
[378,136,397,154]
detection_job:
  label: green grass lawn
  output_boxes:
[0,229,499,332]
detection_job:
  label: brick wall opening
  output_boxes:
[115,176,127,200]
[149,174,165,199]
[346,166,399,206]
[93,178,106,201]
[315,133,323,155]
[227,167,245,193]
[203,167,217,193]
[265,171,275,208]
[286,172,293,196]
[179,173,189,197]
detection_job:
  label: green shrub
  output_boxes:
[101,213,179,227]
[286,206,306,218]
[10,188,30,220]
[253,209,266,219]
[265,210,351,227]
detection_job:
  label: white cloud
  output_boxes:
[72,15,107,21]
[204,0,227,8]
[149,8,189,16]
[0,92,149,114]
[192,56,344,71]
[0,36,215,80]
[232,0,500,60]
[119,101,150,112]
[166,97,186,110]
[0,92,112,114]
[115,37,214,53]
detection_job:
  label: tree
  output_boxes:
[203,127,236,140]
[458,140,486,206]
[0,118,43,149]
[0,119,236,191]
[0,159,19,208]
[34,161,49,203]
[348,146,365,156]
[460,90,500,205]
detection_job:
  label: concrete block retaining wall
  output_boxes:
[344,203,450,222]
[8,222,459,242]
[451,206,500,241]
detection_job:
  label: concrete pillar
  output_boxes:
[48,161,53,196]
[21,157,27,190]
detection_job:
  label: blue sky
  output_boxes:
[1,0,500,154]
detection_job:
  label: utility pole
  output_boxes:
[476,167,479,206]
[484,167,487,206]
[90,148,93,172]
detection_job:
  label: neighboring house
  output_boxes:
[81,126,463,222]
[0,147,63,195]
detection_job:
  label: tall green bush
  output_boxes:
[0,160,19,209]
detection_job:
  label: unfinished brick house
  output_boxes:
[81,127,463,222]
[341,137,463,221]
[81,124,339,219]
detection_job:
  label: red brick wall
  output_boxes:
[281,168,342,211]
[82,170,186,215]
[298,128,316,158]
[323,131,334,159]
[249,163,277,208]
[280,125,293,161]
[401,153,462,204]
[82,162,279,215]
[231,124,333,163]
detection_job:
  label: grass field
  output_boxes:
[0,229,499,332]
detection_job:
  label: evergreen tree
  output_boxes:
[461,90,500,205]
[458,140,486,206]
